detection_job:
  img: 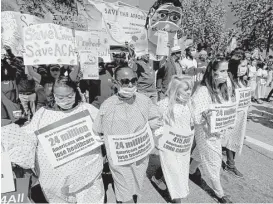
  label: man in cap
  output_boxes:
[180,39,198,74]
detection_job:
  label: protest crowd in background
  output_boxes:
[1,0,273,203]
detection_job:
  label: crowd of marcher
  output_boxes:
[1,0,273,203]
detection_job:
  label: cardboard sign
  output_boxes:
[1,152,15,194]
[1,178,30,203]
[35,110,103,168]
[23,23,77,65]
[235,87,251,110]
[1,11,45,56]
[107,123,154,166]
[156,30,169,56]
[158,126,194,155]
[210,103,237,133]
[79,50,99,80]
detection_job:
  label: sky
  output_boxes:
[103,0,237,29]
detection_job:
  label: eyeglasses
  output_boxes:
[155,10,181,22]
[50,68,60,72]
[118,77,138,87]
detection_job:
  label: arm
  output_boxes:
[69,64,80,82]
[148,99,163,131]
[27,65,42,84]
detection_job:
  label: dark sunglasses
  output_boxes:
[118,77,138,86]
[50,68,60,72]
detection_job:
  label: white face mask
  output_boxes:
[238,67,247,76]
[215,76,227,84]
[118,86,137,98]
[147,21,180,45]
[177,93,190,103]
[54,94,76,110]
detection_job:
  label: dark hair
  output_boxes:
[1,59,16,81]
[145,0,182,29]
[52,76,82,108]
[201,58,229,103]
[228,49,248,88]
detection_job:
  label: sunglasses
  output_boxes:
[118,77,138,86]
[50,68,60,72]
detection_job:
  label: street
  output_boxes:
[106,100,273,203]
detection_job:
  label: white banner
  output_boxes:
[158,126,194,155]
[156,30,169,56]
[35,110,103,168]
[1,11,45,56]
[1,152,15,194]
[23,23,77,65]
[235,87,251,110]
[210,103,237,133]
[107,123,154,166]
[80,50,99,80]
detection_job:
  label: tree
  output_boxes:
[180,0,227,54]
[229,0,273,55]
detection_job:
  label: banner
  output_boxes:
[107,123,154,166]
[235,87,251,110]
[1,178,30,203]
[158,126,194,155]
[92,1,147,45]
[1,152,15,194]
[75,30,111,62]
[23,23,77,65]
[1,11,45,56]
[34,110,103,168]
[79,50,99,80]
[156,30,169,56]
[210,103,237,133]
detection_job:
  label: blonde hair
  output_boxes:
[165,75,193,125]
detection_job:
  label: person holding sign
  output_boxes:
[222,49,250,178]
[153,75,194,203]
[189,58,232,203]
[2,76,104,203]
[93,67,162,203]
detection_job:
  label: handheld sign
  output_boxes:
[235,87,251,110]
[158,126,194,155]
[107,123,154,166]
[156,30,169,56]
[210,103,237,133]
[1,152,15,194]
[23,23,77,65]
[35,110,103,168]
[79,50,99,80]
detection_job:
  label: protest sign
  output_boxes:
[52,14,88,31]
[235,87,251,110]
[156,30,169,56]
[23,23,77,65]
[107,123,154,166]
[35,110,103,168]
[1,152,15,194]
[92,1,147,45]
[133,29,148,57]
[1,11,45,56]
[1,178,30,203]
[75,30,111,62]
[158,126,194,155]
[80,50,99,80]
[210,103,237,133]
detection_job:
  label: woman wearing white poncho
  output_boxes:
[1,76,104,203]
[154,76,194,203]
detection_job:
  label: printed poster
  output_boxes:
[1,152,15,194]
[23,23,77,65]
[107,123,154,166]
[1,11,45,56]
[35,110,103,168]
[210,103,238,133]
[156,30,169,56]
[79,50,99,80]
[158,126,194,155]
[235,87,251,110]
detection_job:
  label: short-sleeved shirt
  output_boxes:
[133,60,157,93]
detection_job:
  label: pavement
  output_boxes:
[106,90,273,203]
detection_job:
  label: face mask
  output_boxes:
[55,95,76,110]
[215,76,227,84]
[147,21,179,45]
[118,86,137,98]
[191,51,197,57]
[177,93,190,103]
[238,67,247,76]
